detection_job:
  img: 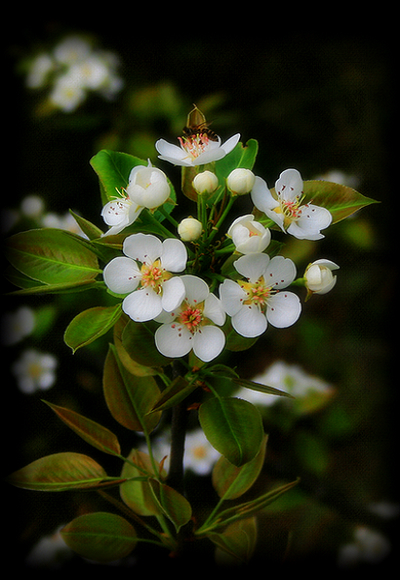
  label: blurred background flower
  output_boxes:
[4,21,396,571]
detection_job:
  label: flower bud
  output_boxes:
[192,171,219,196]
[227,214,271,254]
[126,161,170,209]
[304,259,339,296]
[178,217,203,242]
[227,168,255,195]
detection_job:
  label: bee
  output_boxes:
[182,122,219,142]
[182,105,219,141]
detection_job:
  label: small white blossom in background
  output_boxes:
[26,527,72,569]
[20,194,46,219]
[337,526,391,568]
[219,253,301,338]
[184,429,220,475]
[41,211,87,238]
[25,34,124,113]
[1,306,35,346]
[12,348,58,394]
[237,360,334,407]
[251,168,332,240]
[103,233,187,322]
[304,259,339,297]
[227,214,271,254]
[315,169,360,189]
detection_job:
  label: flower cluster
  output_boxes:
[25,34,123,113]
[102,107,340,362]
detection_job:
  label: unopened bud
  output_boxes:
[178,217,203,242]
[192,171,219,196]
[227,168,255,195]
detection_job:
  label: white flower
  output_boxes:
[227,168,255,195]
[155,133,240,167]
[26,53,54,89]
[1,306,35,346]
[251,169,332,240]
[192,171,219,196]
[155,275,226,362]
[48,71,86,112]
[338,526,391,568]
[53,36,92,65]
[219,253,301,338]
[126,161,170,209]
[177,217,203,242]
[304,259,339,295]
[12,349,57,394]
[101,161,170,236]
[184,429,220,475]
[227,214,271,254]
[103,233,187,322]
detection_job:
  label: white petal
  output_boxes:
[289,205,332,240]
[203,294,226,326]
[103,257,141,294]
[122,288,162,322]
[123,233,162,263]
[193,326,226,362]
[251,176,278,213]
[234,253,270,283]
[220,133,241,154]
[266,292,301,328]
[275,169,303,202]
[311,259,339,270]
[101,199,131,226]
[128,164,146,183]
[160,239,187,272]
[219,279,246,316]
[181,275,209,304]
[264,256,297,289]
[232,304,267,338]
[155,139,193,166]
[162,277,186,312]
[155,323,192,358]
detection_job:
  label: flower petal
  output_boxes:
[232,304,267,338]
[155,323,192,358]
[288,205,332,240]
[123,233,162,263]
[155,139,193,166]
[122,287,162,322]
[161,277,186,312]
[221,133,241,155]
[203,294,226,326]
[264,256,297,289]
[266,292,301,328]
[275,168,303,202]
[193,326,226,362]
[251,176,278,214]
[103,257,141,294]
[180,275,209,304]
[234,253,270,283]
[219,279,246,316]
[160,239,187,272]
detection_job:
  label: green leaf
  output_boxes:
[208,517,257,563]
[149,479,192,532]
[122,319,169,368]
[120,450,163,516]
[6,452,122,491]
[113,314,159,376]
[231,378,294,399]
[5,229,100,286]
[199,397,264,466]
[212,435,268,500]
[69,210,104,240]
[148,376,197,414]
[90,150,147,204]
[103,344,161,433]
[61,512,137,563]
[43,401,121,456]
[64,304,122,353]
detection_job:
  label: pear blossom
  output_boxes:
[155,275,226,362]
[155,133,240,167]
[12,349,57,394]
[101,161,170,236]
[304,259,339,295]
[251,169,332,240]
[219,253,301,338]
[227,168,255,195]
[103,233,187,322]
[1,306,35,346]
[227,214,271,254]
[184,429,220,475]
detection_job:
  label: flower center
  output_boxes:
[240,277,275,310]
[178,133,210,160]
[140,260,169,294]
[275,187,306,227]
[177,303,204,334]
